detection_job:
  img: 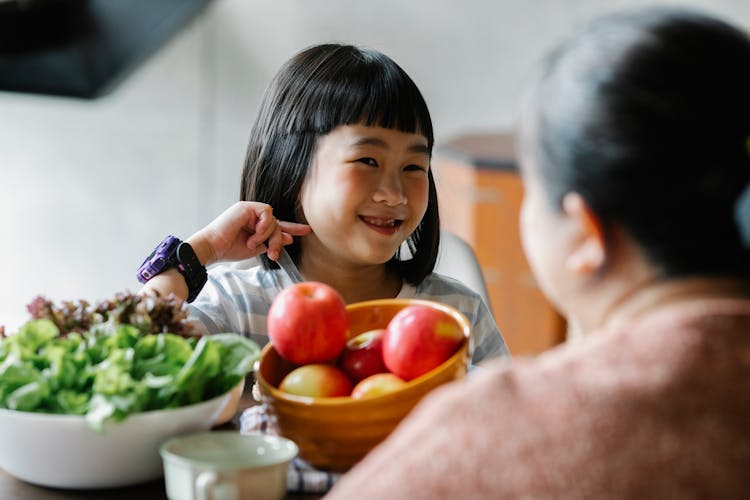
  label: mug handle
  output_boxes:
[196,471,238,500]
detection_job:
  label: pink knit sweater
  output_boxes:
[327,299,750,499]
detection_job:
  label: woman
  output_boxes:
[326,7,750,498]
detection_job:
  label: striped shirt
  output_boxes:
[188,264,510,365]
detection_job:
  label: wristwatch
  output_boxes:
[137,235,207,303]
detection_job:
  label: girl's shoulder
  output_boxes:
[404,273,490,318]
[205,261,285,300]
[409,272,484,301]
[413,273,508,360]
[209,260,270,283]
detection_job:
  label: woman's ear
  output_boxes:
[562,192,606,275]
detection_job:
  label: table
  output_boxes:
[0,380,322,499]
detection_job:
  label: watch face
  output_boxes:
[137,235,180,283]
[138,255,167,281]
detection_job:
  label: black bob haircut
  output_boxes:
[240,43,439,285]
[521,7,750,279]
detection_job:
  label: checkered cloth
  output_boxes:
[240,404,341,494]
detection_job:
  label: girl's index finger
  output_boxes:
[278,221,313,236]
[268,222,311,258]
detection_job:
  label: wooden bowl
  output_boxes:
[255,298,471,471]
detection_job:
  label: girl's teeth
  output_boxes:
[363,217,396,227]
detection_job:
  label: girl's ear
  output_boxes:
[562,192,606,275]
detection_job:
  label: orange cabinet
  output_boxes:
[434,133,566,355]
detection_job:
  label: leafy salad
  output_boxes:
[0,293,260,430]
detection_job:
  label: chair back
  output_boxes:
[434,231,492,308]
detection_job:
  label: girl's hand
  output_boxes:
[187,202,312,265]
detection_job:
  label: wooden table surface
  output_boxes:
[0,380,322,500]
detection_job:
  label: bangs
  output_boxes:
[276,45,434,149]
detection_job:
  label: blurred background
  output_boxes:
[2,0,749,349]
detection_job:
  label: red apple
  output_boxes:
[339,329,388,383]
[267,282,349,365]
[382,304,464,381]
[351,373,406,399]
[279,364,353,398]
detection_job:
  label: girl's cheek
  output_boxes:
[408,177,430,204]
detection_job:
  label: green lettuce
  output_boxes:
[0,319,259,430]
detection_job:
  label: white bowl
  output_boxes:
[0,383,243,489]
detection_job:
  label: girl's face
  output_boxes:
[299,124,430,268]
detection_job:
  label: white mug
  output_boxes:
[160,431,298,500]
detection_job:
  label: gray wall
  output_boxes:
[2,0,749,329]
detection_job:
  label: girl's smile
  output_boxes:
[359,215,403,235]
[299,124,430,270]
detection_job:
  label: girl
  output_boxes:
[139,44,509,365]
[328,7,750,498]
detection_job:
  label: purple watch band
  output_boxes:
[137,235,207,303]
[137,235,181,283]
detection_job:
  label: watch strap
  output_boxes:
[137,235,207,303]
[174,241,208,303]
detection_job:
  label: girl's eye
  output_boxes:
[404,164,427,172]
[357,157,378,167]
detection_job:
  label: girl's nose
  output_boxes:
[373,172,407,206]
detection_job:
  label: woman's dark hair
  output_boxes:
[521,7,750,278]
[240,43,438,284]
